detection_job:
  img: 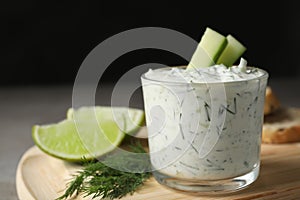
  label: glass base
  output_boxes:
[152,163,260,195]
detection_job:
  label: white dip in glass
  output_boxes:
[141,64,268,193]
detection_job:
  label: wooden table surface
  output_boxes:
[1,79,300,200]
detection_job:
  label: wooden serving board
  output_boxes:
[16,141,300,200]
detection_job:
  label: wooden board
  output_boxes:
[16,142,300,200]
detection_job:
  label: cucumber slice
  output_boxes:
[187,27,227,69]
[216,34,246,67]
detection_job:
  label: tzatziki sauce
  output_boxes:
[141,65,268,180]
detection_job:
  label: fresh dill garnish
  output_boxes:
[56,142,151,200]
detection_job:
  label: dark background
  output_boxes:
[2,1,300,86]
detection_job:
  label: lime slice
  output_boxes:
[32,107,145,161]
[67,106,145,135]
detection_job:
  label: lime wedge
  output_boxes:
[32,107,145,161]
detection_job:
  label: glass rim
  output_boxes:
[141,66,269,86]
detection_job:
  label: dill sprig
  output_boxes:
[57,142,151,200]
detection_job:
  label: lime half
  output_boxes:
[32,107,145,161]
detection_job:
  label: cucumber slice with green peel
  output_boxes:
[216,34,246,67]
[187,27,227,69]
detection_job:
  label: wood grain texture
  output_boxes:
[16,143,300,200]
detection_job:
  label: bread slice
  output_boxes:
[263,107,300,143]
[264,86,280,116]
